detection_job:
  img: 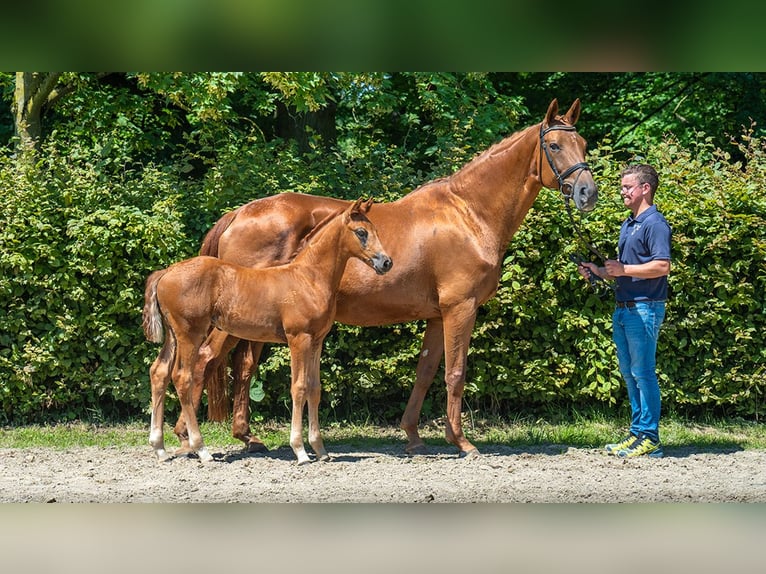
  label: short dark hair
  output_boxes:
[622,164,659,199]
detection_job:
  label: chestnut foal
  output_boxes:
[142,198,392,463]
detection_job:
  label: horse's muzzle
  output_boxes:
[574,181,598,212]
[371,253,393,275]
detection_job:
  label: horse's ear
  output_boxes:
[363,197,374,212]
[544,99,559,127]
[562,98,581,125]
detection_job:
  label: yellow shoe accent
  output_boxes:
[616,435,663,458]
[605,434,636,455]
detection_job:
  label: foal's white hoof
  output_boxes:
[155,449,171,462]
[197,447,214,463]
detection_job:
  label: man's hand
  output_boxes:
[578,261,600,280]
[604,259,625,277]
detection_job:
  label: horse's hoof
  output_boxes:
[459,448,480,459]
[246,441,269,454]
[317,453,331,462]
[296,458,313,466]
[405,444,428,456]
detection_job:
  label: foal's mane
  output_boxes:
[289,206,345,259]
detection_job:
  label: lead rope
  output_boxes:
[565,198,616,292]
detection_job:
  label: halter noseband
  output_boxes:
[539,123,591,200]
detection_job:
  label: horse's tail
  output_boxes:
[142,269,168,344]
[199,208,241,422]
[200,207,239,257]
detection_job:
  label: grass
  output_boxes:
[1,412,765,451]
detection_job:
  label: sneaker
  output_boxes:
[604,434,637,455]
[616,434,664,458]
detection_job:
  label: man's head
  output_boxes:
[620,164,659,203]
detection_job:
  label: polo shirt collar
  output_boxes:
[628,204,658,224]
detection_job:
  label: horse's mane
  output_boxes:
[416,122,541,190]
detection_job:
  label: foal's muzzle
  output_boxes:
[371,253,393,275]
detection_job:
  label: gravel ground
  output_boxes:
[3,442,766,574]
[2,442,765,503]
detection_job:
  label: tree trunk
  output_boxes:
[12,72,63,154]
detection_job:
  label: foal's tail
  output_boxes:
[142,269,168,343]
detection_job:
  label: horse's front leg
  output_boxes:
[287,335,313,465]
[400,318,445,455]
[442,304,479,458]
[231,340,269,453]
[306,341,329,462]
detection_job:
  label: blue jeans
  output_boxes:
[612,301,666,443]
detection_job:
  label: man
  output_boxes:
[578,164,671,458]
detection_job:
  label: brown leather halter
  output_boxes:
[539,123,591,200]
[539,123,610,269]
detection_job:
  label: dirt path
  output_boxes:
[2,442,765,503]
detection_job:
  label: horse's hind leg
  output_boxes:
[400,318,445,455]
[231,340,269,453]
[149,335,175,461]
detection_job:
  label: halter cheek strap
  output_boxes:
[539,123,607,263]
[539,124,591,200]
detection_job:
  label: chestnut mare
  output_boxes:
[196,98,598,458]
[142,198,392,463]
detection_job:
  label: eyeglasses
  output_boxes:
[620,182,647,193]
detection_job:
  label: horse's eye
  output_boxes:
[549,142,561,151]
[354,228,368,242]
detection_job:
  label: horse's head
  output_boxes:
[344,198,393,275]
[539,98,598,212]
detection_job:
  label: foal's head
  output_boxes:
[343,198,393,275]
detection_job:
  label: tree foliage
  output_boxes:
[0,72,764,424]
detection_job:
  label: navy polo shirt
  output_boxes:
[615,205,671,302]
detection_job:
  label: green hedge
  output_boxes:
[1,131,764,424]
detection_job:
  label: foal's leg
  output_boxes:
[173,335,213,462]
[441,304,479,458]
[400,318,445,455]
[231,340,269,452]
[148,335,175,461]
[306,342,329,462]
[287,335,312,465]
[173,331,238,449]
[173,330,236,446]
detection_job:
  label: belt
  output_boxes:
[615,301,637,308]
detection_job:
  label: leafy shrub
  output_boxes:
[1,125,764,425]
[0,145,194,422]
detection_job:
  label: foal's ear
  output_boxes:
[363,197,374,212]
[347,197,365,222]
